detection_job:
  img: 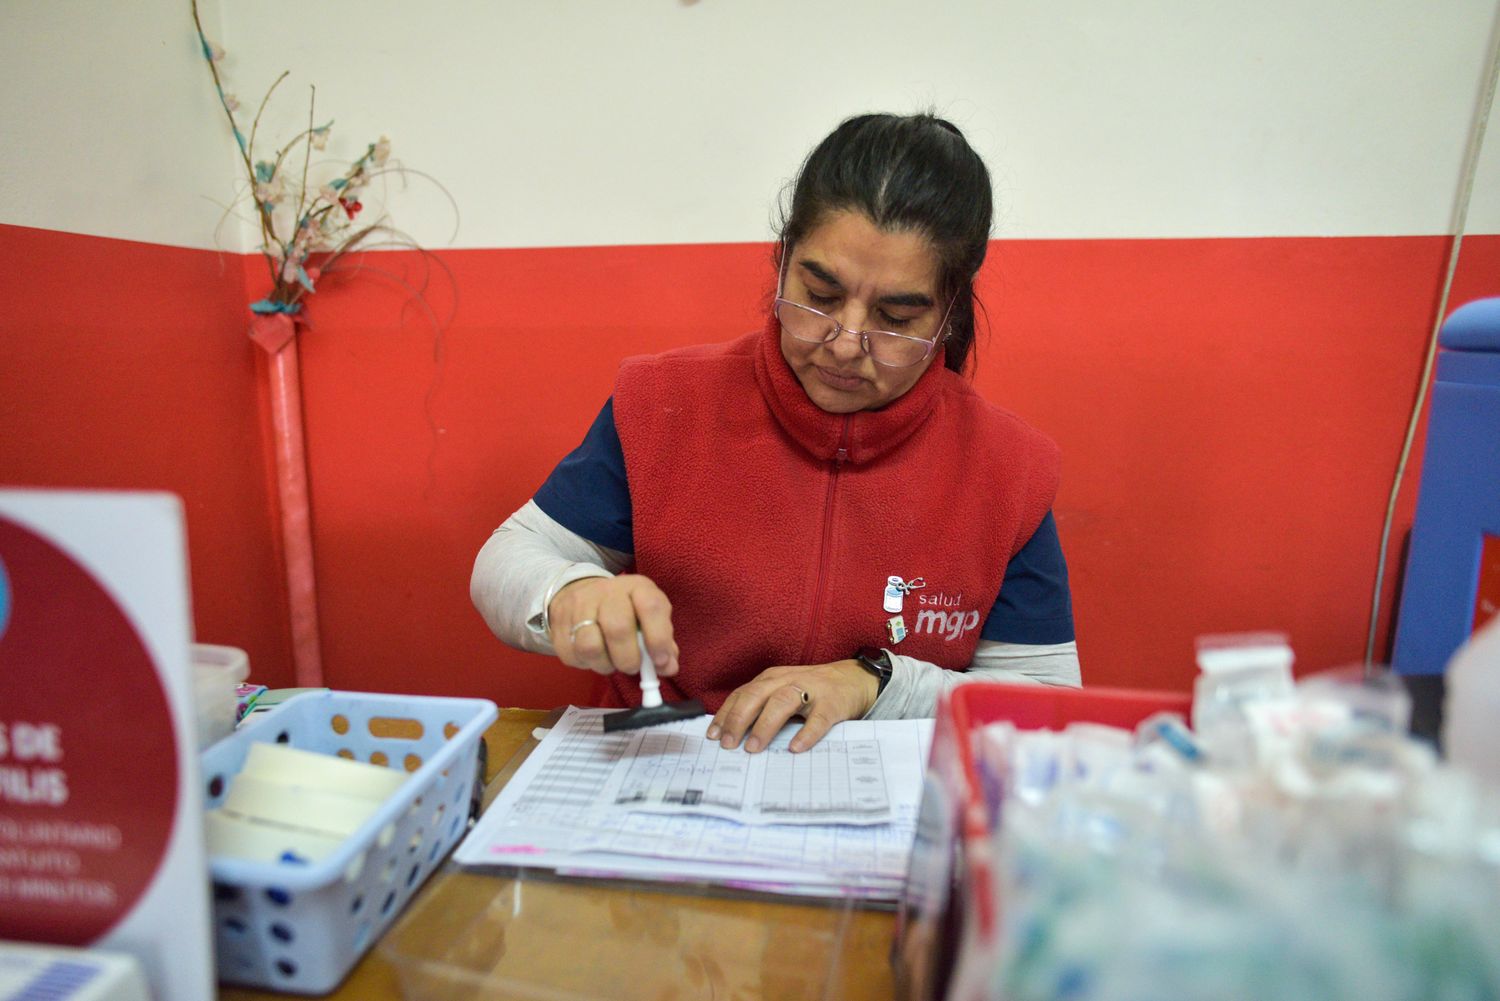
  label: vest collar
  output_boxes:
[751,312,946,465]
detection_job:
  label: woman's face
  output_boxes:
[779,210,946,414]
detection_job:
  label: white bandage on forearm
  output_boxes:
[469,500,630,655]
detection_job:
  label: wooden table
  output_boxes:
[221,709,898,1000]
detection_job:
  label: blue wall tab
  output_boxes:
[1393,296,1500,675]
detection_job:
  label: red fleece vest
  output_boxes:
[607,315,1061,710]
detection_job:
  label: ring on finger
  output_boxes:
[568,618,599,640]
[792,687,811,707]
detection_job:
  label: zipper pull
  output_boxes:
[834,447,849,464]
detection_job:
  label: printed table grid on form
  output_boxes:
[612,730,891,816]
[512,718,627,823]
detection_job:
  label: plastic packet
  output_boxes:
[998,725,1065,808]
[1295,667,1411,768]
[1191,632,1295,767]
[1060,723,1133,789]
[1135,711,1204,767]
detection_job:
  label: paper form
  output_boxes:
[602,718,895,824]
[454,707,932,900]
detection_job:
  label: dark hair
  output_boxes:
[776,112,993,375]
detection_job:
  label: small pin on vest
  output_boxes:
[883,576,927,644]
[883,576,906,613]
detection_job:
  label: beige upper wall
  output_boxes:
[1,0,236,247]
[4,0,1498,249]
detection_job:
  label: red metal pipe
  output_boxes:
[251,314,323,687]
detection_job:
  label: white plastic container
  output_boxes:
[192,643,250,748]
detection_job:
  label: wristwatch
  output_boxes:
[854,647,893,699]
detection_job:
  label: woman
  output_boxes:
[471,112,1079,753]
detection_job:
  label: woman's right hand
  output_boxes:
[547,574,678,678]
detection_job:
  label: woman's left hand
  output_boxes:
[706,660,879,754]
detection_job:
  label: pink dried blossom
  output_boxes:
[194,0,432,315]
[254,178,283,205]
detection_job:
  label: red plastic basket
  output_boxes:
[893,683,1192,1001]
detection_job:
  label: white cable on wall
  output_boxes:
[1365,5,1500,670]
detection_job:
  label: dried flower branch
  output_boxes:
[191,0,402,316]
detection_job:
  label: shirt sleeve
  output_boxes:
[979,511,1075,645]
[863,640,1081,719]
[532,396,635,554]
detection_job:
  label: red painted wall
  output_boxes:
[276,243,774,710]
[0,224,295,687]
[288,234,1500,703]
[982,236,1495,688]
[6,223,1498,705]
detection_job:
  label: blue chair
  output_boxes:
[1392,296,1500,677]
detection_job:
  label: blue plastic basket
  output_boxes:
[200,690,498,994]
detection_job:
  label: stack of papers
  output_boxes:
[455,707,932,900]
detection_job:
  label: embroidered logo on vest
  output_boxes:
[913,590,981,642]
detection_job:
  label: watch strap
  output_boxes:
[854,647,893,698]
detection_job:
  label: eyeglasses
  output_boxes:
[774,298,951,368]
[774,255,954,369]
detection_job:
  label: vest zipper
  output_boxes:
[799,417,851,664]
